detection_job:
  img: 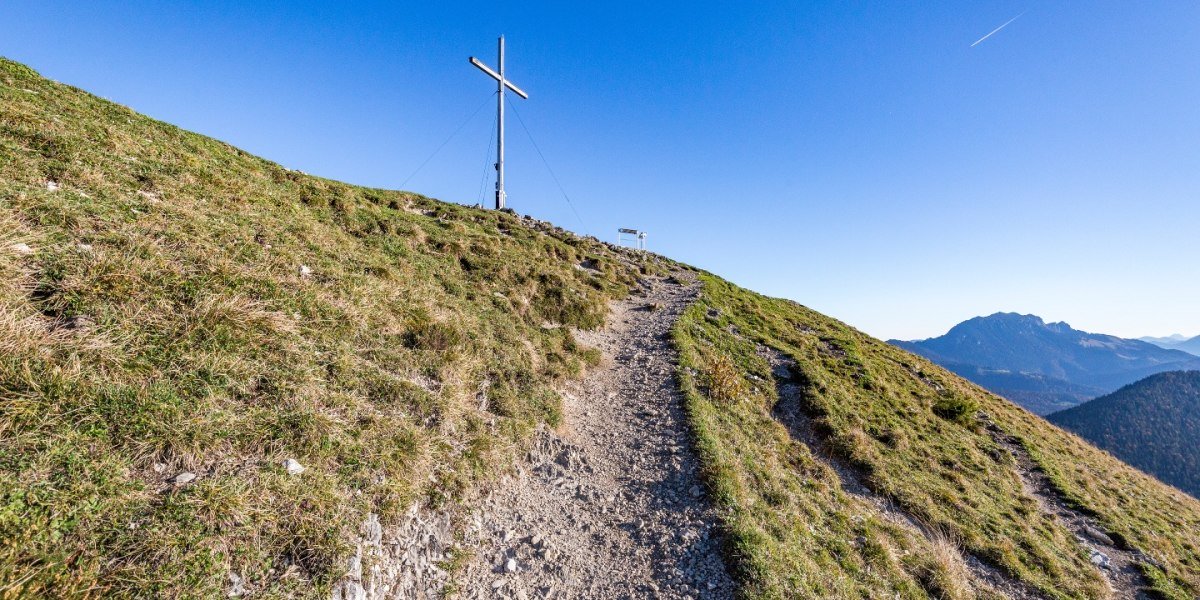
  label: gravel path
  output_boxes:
[459,272,734,599]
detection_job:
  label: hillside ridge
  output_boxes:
[1141,334,1200,357]
[0,56,664,597]
[4,57,1200,599]
[891,312,1200,414]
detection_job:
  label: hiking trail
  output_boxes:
[981,419,1153,599]
[459,272,734,599]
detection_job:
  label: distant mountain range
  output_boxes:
[1140,334,1189,345]
[1049,371,1200,498]
[1140,334,1200,356]
[890,313,1200,414]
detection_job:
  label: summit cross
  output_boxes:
[470,36,529,210]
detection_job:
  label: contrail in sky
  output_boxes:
[971,11,1026,47]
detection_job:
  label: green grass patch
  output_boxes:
[0,57,657,597]
[673,274,1200,599]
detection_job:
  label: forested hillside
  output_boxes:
[1050,371,1200,498]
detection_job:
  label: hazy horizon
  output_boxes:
[5,1,1197,341]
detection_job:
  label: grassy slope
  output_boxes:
[0,58,660,596]
[674,275,1200,599]
[5,56,1200,600]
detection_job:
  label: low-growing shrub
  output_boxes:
[704,354,745,402]
[405,317,462,353]
[932,394,977,423]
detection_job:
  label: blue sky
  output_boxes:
[3,1,1198,340]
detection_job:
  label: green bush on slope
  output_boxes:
[0,57,652,597]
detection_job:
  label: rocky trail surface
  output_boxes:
[458,272,734,599]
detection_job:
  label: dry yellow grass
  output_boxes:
[0,56,662,597]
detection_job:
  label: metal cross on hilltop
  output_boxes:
[470,36,529,210]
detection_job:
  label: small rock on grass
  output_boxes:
[45,180,59,191]
[62,315,94,330]
[1083,525,1115,546]
[283,458,305,475]
[298,264,313,278]
[173,472,196,485]
[11,243,32,255]
[227,572,245,597]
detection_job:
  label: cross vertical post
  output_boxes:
[470,36,528,210]
[496,36,505,210]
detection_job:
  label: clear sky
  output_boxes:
[3,1,1198,340]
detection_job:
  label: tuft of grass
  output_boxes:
[579,347,603,368]
[703,353,746,403]
[919,528,973,600]
[0,57,661,597]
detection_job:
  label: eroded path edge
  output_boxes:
[766,347,1046,600]
[457,272,734,599]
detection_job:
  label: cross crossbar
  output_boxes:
[469,57,529,99]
